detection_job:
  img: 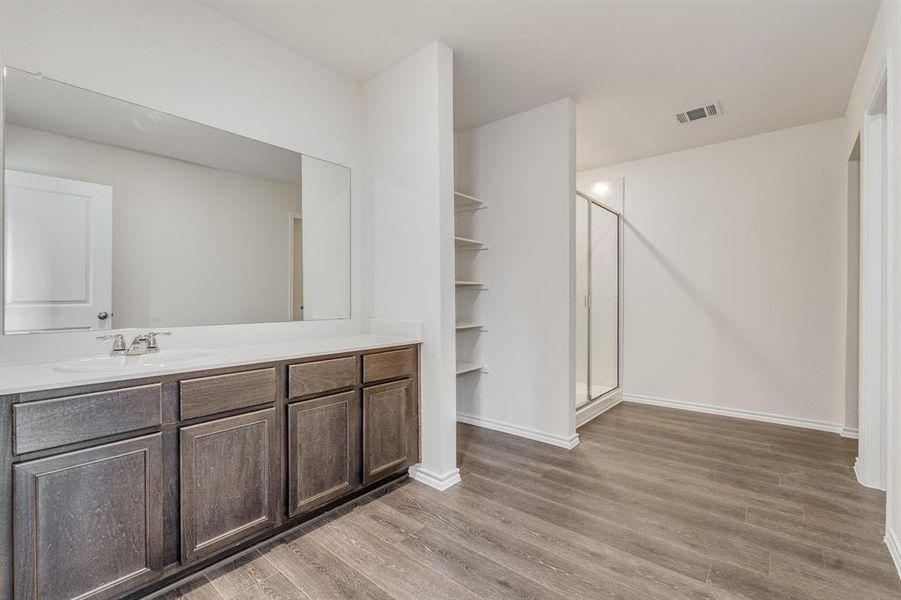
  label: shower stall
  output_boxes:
[575,180,623,415]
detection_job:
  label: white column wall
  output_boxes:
[455,99,579,448]
[362,42,459,488]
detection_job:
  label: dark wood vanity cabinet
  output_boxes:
[287,391,360,516]
[363,379,417,483]
[179,408,279,564]
[0,343,420,600]
[361,347,419,484]
[13,434,164,600]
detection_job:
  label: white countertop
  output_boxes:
[0,334,420,395]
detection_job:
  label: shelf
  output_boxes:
[456,362,488,375]
[454,236,488,250]
[454,191,486,381]
[454,191,487,212]
[455,280,488,289]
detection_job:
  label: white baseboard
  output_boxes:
[886,528,901,582]
[457,413,580,449]
[853,456,887,491]
[623,393,845,435]
[408,465,461,491]
[841,427,859,439]
[576,391,622,428]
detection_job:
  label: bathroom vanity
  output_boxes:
[0,65,426,599]
[0,339,421,599]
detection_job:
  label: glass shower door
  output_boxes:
[589,201,619,399]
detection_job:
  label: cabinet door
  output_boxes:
[13,434,163,600]
[180,408,278,564]
[287,391,360,517]
[362,379,416,483]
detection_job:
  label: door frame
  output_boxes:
[575,189,624,422]
[858,50,893,495]
[287,212,303,321]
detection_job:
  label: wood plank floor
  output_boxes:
[157,403,901,599]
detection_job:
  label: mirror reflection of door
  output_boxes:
[4,169,113,333]
[291,215,304,321]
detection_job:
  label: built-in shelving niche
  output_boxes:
[454,191,487,212]
[454,191,488,377]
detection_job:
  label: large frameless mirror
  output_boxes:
[2,66,351,334]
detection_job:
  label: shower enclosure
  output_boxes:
[575,182,622,410]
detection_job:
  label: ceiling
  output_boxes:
[205,0,879,170]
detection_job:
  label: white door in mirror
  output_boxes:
[4,170,112,333]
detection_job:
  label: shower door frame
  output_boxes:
[577,190,623,409]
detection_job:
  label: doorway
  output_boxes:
[290,214,303,321]
[846,137,860,439]
[858,59,890,491]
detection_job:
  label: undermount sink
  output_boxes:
[52,349,212,373]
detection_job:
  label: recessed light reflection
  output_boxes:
[591,182,611,198]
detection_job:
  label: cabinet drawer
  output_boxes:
[180,367,276,420]
[12,384,162,455]
[288,357,356,399]
[362,348,414,384]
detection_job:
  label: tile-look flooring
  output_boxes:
[158,403,901,599]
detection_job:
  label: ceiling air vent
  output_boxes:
[675,101,723,125]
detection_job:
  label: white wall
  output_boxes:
[579,118,848,429]
[362,42,459,488]
[456,98,578,448]
[842,0,901,574]
[0,0,363,360]
[6,124,301,328]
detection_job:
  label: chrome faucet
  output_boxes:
[145,331,171,353]
[127,331,172,355]
[127,334,151,355]
[96,332,172,356]
[96,333,127,356]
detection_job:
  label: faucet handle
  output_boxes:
[96,333,127,353]
[145,331,171,351]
